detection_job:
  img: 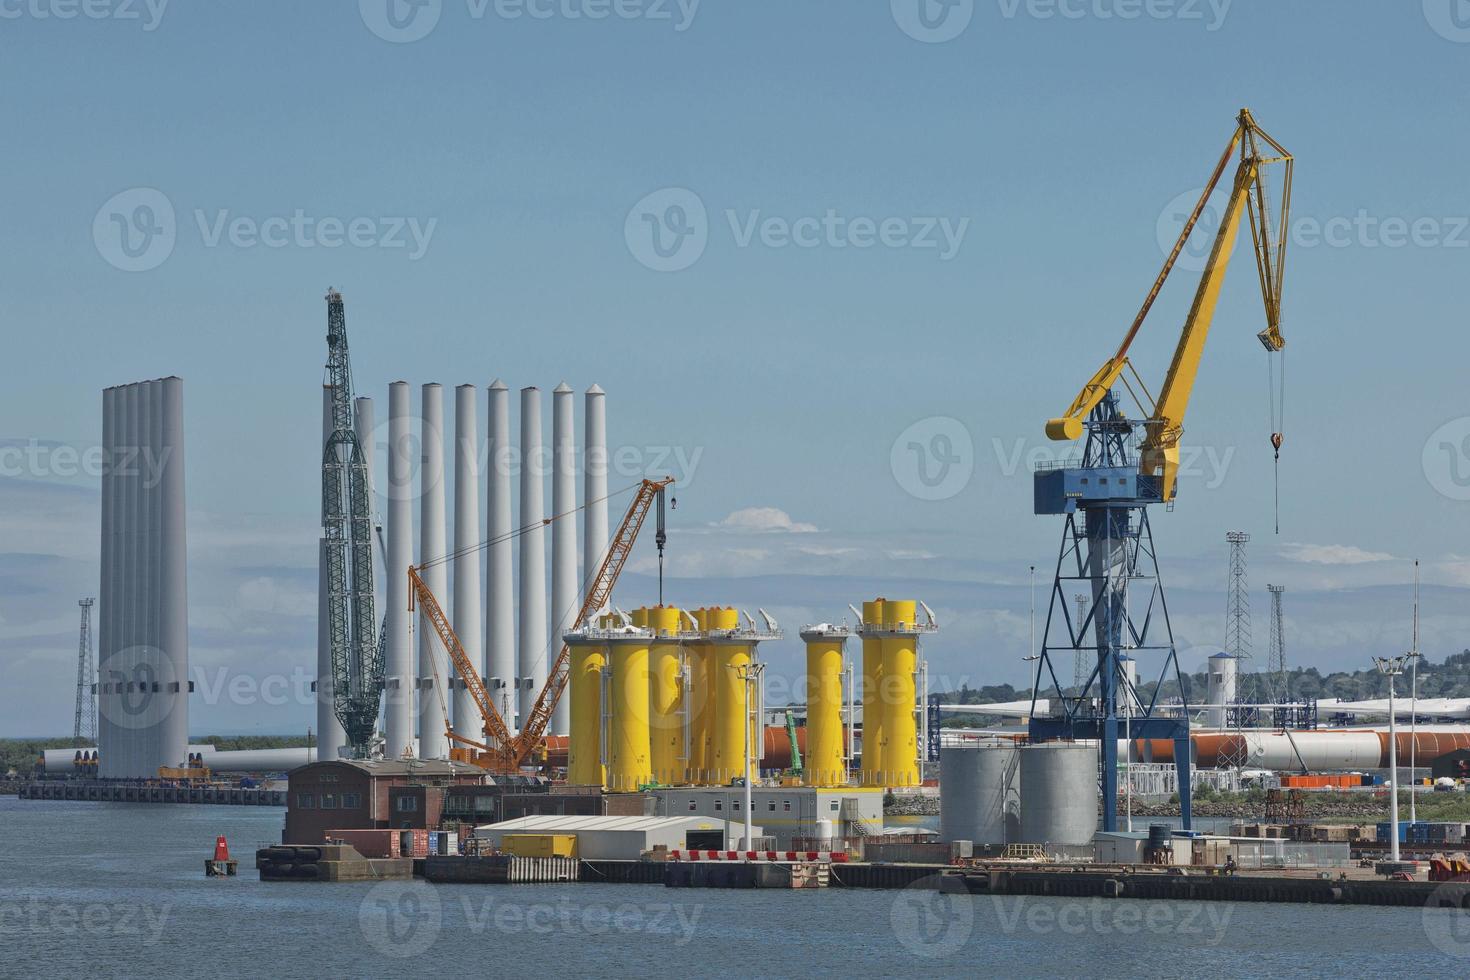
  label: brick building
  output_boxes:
[284,759,485,844]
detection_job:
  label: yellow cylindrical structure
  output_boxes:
[859,598,885,787]
[708,606,749,786]
[687,608,711,783]
[607,631,653,792]
[566,636,607,788]
[802,629,846,787]
[647,605,686,785]
[880,599,920,788]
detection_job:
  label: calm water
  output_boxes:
[3,796,1468,979]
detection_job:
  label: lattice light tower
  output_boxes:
[1225,532,1253,667]
[73,598,96,746]
[1072,593,1090,691]
[1266,584,1287,704]
[1219,532,1254,769]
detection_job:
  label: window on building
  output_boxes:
[734,801,741,812]
[829,801,840,812]
[396,796,419,813]
[714,799,723,811]
[783,800,792,812]
[474,797,497,814]
[320,794,337,809]
[341,793,361,809]
[688,800,697,811]
[296,793,314,809]
[767,801,776,812]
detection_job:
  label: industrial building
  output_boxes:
[474,814,753,861]
[284,759,485,844]
[650,787,883,849]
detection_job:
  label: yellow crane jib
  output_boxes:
[1045,107,1292,504]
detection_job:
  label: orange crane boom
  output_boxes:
[409,476,674,773]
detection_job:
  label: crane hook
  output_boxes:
[1270,432,1283,458]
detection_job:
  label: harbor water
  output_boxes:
[2,796,1467,978]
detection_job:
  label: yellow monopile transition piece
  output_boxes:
[802,628,846,787]
[880,599,920,788]
[708,606,749,786]
[646,605,685,785]
[859,598,885,787]
[606,622,653,793]
[566,633,607,788]
[687,607,711,783]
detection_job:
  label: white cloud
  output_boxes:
[1280,543,1395,566]
[712,507,818,534]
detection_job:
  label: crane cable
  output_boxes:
[1268,348,1286,534]
[417,479,645,571]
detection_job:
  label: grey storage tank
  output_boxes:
[939,740,1020,846]
[1017,742,1098,846]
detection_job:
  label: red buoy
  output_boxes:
[214,836,230,862]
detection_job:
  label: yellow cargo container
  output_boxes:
[501,834,579,859]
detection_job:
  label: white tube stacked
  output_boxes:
[583,384,608,604]
[453,385,484,740]
[418,384,449,759]
[384,382,415,759]
[518,387,548,727]
[485,380,516,729]
[550,383,579,736]
[97,378,189,779]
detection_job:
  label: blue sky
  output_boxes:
[3,0,1469,735]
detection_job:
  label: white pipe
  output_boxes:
[550,382,578,736]
[486,380,515,730]
[452,385,484,745]
[98,387,118,778]
[583,384,608,591]
[518,387,548,727]
[418,384,448,759]
[384,382,415,759]
[121,383,142,778]
[158,377,189,771]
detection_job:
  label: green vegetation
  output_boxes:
[938,650,1470,708]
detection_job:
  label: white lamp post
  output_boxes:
[1373,654,1410,864]
[735,661,765,852]
[1409,559,1420,824]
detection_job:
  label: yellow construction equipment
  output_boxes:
[606,616,653,792]
[565,630,607,786]
[646,605,686,785]
[879,599,921,789]
[800,624,848,788]
[409,477,674,773]
[859,598,885,787]
[1045,107,1292,506]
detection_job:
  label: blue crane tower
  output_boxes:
[1026,108,1295,833]
[321,289,384,757]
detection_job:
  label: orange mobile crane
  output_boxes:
[408,477,674,773]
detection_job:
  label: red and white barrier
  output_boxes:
[667,849,849,863]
